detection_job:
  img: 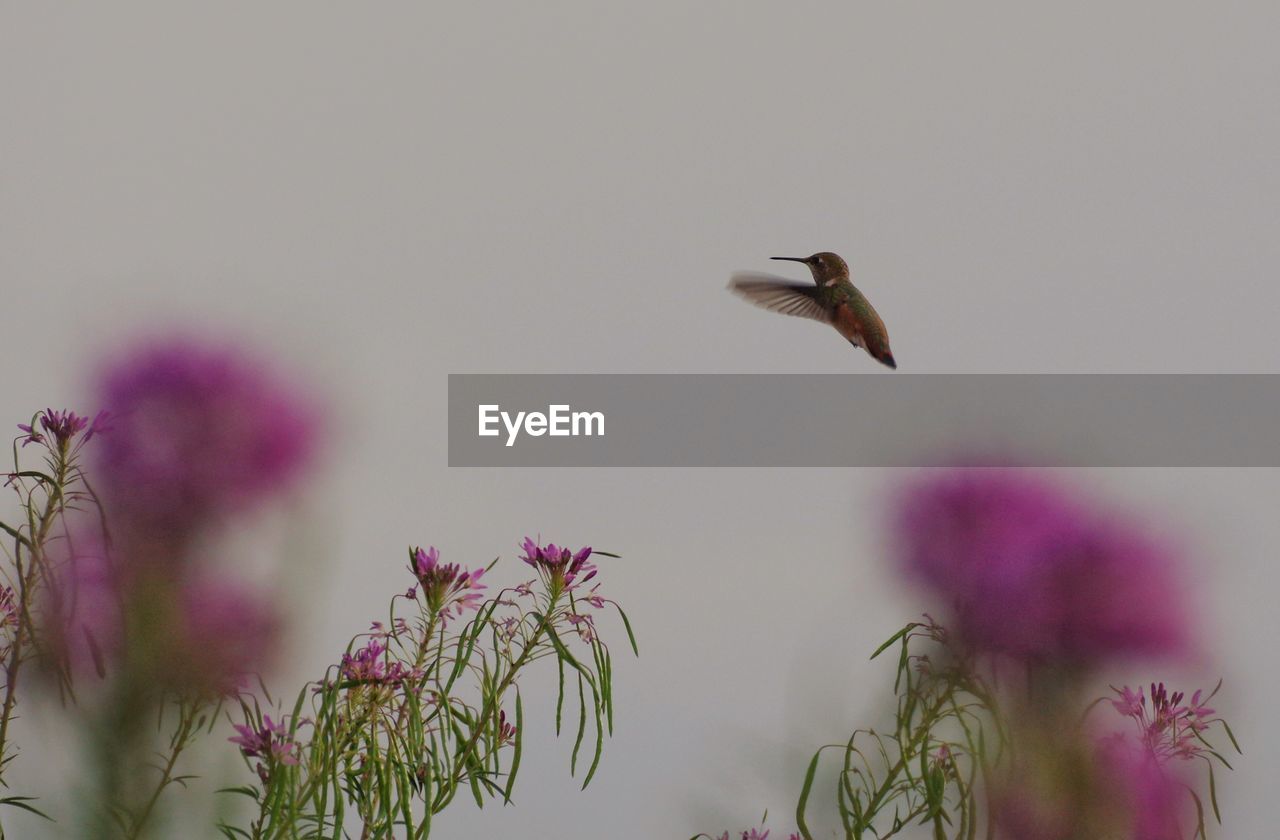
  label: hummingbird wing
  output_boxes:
[727,273,830,324]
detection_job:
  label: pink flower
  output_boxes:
[171,577,280,696]
[42,538,279,696]
[340,639,407,686]
[16,408,109,449]
[1110,683,1221,763]
[992,733,1192,839]
[519,538,596,595]
[229,715,300,765]
[94,338,320,528]
[566,613,597,643]
[496,709,517,745]
[43,537,123,679]
[1095,735,1191,839]
[891,469,1190,666]
[409,546,486,624]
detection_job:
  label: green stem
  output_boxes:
[859,686,956,830]
[435,602,556,812]
[126,700,201,839]
[0,450,69,778]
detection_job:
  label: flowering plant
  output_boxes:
[0,338,637,839]
[222,538,636,839]
[701,469,1241,840]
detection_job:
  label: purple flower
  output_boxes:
[1110,683,1220,763]
[519,538,596,596]
[17,408,108,449]
[992,731,1192,839]
[43,537,123,679]
[566,613,597,643]
[229,715,300,765]
[171,577,280,696]
[409,546,486,624]
[340,639,407,687]
[891,469,1190,666]
[496,709,517,745]
[44,539,280,695]
[1094,734,1191,840]
[93,338,320,528]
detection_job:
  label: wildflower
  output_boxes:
[1094,734,1191,839]
[409,546,486,623]
[891,469,1189,666]
[1110,683,1220,763]
[340,639,407,686]
[44,535,280,696]
[992,731,1191,839]
[566,613,597,643]
[169,578,280,696]
[519,538,596,597]
[94,338,320,527]
[229,715,300,765]
[496,616,521,642]
[43,539,122,680]
[496,709,517,745]
[581,584,606,610]
[17,408,108,449]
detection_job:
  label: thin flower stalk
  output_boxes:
[227,539,636,840]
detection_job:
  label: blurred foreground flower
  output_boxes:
[786,469,1237,840]
[94,337,320,530]
[991,732,1192,840]
[891,469,1190,667]
[18,337,321,837]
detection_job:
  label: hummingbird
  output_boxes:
[728,251,897,369]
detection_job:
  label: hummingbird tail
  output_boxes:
[875,350,897,370]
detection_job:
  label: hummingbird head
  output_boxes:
[771,252,849,286]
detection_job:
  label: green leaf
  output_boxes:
[0,796,53,820]
[871,623,921,661]
[795,748,824,840]
[1207,763,1222,824]
[613,603,640,657]
[1219,718,1242,755]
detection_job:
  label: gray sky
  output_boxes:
[4,3,1279,837]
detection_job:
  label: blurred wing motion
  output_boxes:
[727,272,830,324]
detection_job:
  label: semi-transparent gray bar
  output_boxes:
[447,375,1279,467]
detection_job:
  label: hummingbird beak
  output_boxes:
[770,256,809,264]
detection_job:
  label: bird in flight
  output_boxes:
[728,251,897,369]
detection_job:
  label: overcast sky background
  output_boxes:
[4,3,1280,837]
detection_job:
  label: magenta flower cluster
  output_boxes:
[1091,735,1190,840]
[47,338,320,697]
[994,734,1190,840]
[1110,682,1220,764]
[519,538,596,594]
[409,546,486,624]
[339,639,408,687]
[892,469,1189,666]
[94,338,319,528]
[229,715,300,766]
[17,407,109,449]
